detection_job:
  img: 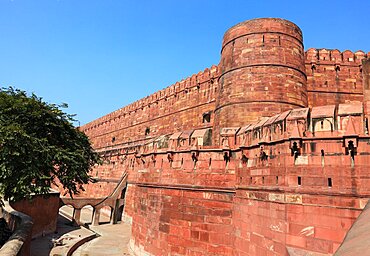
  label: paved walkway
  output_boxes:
[73,223,132,256]
[31,205,133,256]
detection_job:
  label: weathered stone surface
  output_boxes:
[60,17,370,256]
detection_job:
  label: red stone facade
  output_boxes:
[72,18,370,255]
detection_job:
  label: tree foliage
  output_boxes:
[0,87,100,201]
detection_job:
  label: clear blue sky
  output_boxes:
[0,0,369,125]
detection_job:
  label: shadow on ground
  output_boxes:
[31,214,79,256]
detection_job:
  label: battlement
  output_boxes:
[82,65,219,134]
[305,48,369,65]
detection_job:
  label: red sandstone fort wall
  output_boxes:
[71,18,370,256]
[119,138,368,255]
[305,49,367,107]
[120,127,370,255]
[81,66,219,150]
[80,48,369,150]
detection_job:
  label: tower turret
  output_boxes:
[213,18,308,144]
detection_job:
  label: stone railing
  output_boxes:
[0,201,33,256]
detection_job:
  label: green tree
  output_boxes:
[0,87,100,201]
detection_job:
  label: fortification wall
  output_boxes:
[80,50,369,151]
[81,66,219,150]
[121,128,368,255]
[73,17,370,256]
[305,49,368,107]
[76,101,370,255]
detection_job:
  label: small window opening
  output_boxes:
[321,149,325,167]
[250,177,253,184]
[311,64,316,75]
[328,178,332,188]
[224,152,230,163]
[298,176,302,186]
[262,176,265,184]
[181,158,184,166]
[112,137,116,143]
[321,120,324,129]
[276,176,279,185]
[203,112,211,123]
[347,140,356,167]
[145,127,150,136]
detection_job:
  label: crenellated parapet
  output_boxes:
[82,65,219,131]
[304,48,368,108]
[305,48,368,65]
[80,65,219,149]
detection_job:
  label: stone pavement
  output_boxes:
[31,213,80,256]
[31,205,133,256]
[72,222,132,256]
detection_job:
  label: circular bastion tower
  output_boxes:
[213,18,308,144]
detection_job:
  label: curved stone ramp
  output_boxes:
[334,199,370,255]
[49,226,97,256]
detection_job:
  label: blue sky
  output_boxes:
[0,0,369,125]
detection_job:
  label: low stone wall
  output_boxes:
[0,201,33,256]
[11,191,60,238]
